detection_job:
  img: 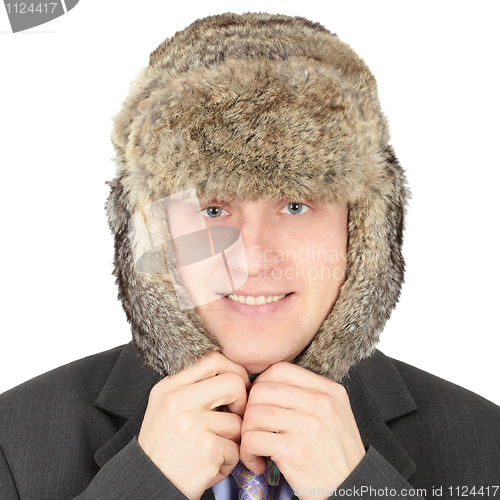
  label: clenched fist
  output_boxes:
[138,352,250,500]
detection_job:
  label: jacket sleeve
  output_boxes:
[0,443,20,500]
[333,446,426,499]
[73,438,188,500]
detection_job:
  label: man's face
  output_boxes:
[173,198,348,374]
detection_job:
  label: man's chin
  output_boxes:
[223,352,281,378]
[245,364,271,378]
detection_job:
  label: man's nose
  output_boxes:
[235,216,281,277]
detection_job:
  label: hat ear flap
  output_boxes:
[105,173,221,376]
[295,145,409,381]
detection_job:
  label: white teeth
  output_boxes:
[226,294,288,305]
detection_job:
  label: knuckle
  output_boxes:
[223,370,243,387]
[335,383,350,402]
[220,372,246,399]
[325,379,348,400]
[286,434,311,462]
[205,437,232,468]
[230,362,249,380]
[243,402,258,421]
[198,350,221,369]
[228,413,243,433]
[305,413,323,435]
[198,432,219,459]
[274,360,288,369]
[203,350,222,361]
[311,391,335,414]
[240,429,254,449]
[193,350,221,370]
[161,389,184,414]
[177,411,199,433]
[227,442,240,465]
[248,381,266,401]
[266,362,284,376]
[148,380,167,401]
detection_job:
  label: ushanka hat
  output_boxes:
[105,12,410,382]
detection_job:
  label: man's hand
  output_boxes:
[138,352,250,500]
[240,362,365,499]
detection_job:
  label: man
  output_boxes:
[0,12,499,500]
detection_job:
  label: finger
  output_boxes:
[242,404,294,434]
[170,351,251,390]
[248,380,304,410]
[207,439,240,488]
[240,430,281,474]
[204,410,242,442]
[254,364,350,414]
[254,361,332,391]
[177,371,248,416]
[248,379,349,419]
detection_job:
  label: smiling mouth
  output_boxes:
[221,293,293,305]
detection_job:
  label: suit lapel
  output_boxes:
[342,350,419,480]
[94,394,150,468]
[93,342,160,468]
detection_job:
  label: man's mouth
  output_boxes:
[220,293,293,305]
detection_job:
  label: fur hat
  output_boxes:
[105,12,410,382]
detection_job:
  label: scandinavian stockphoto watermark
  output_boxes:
[294,485,428,498]
[128,189,248,311]
[128,189,354,310]
[293,485,499,498]
[247,244,348,283]
[3,0,79,33]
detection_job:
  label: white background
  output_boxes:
[0,1,498,406]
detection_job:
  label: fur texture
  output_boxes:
[105,12,410,381]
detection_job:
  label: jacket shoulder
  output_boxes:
[0,345,129,498]
[0,345,126,444]
[0,345,124,411]
[389,356,500,418]
[387,355,500,481]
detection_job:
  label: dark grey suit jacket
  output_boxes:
[0,342,499,499]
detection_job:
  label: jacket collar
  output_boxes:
[93,344,418,487]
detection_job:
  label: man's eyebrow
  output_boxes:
[200,199,232,206]
[280,198,318,206]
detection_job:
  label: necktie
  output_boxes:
[230,460,272,500]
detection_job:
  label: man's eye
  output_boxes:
[202,206,228,218]
[281,202,310,215]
